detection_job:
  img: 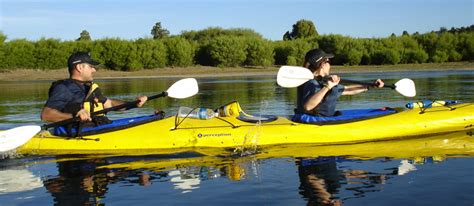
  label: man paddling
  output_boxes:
[41,52,148,126]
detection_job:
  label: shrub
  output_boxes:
[135,38,167,69]
[34,38,69,69]
[2,39,36,69]
[244,37,274,67]
[208,36,247,67]
[163,37,194,67]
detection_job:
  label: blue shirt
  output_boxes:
[45,79,107,115]
[296,79,344,116]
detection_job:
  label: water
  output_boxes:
[0,70,473,205]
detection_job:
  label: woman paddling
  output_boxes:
[294,48,384,117]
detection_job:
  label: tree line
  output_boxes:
[0,21,472,71]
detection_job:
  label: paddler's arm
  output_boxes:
[103,96,148,110]
[342,79,384,95]
[41,107,91,122]
[303,75,340,112]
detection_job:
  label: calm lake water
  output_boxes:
[0,70,473,205]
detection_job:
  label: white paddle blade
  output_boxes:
[277,66,314,88]
[394,78,416,97]
[166,78,199,99]
[0,125,40,152]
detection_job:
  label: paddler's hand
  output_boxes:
[76,109,92,121]
[374,79,384,88]
[136,96,148,107]
[326,75,340,89]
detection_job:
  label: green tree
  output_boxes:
[76,30,91,41]
[163,37,194,67]
[0,32,6,69]
[34,38,69,69]
[95,38,142,71]
[151,22,170,40]
[317,35,365,65]
[432,50,449,63]
[437,32,461,61]
[2,39,36,69]
[414,32,438,62]
[244,37,274,67]
[283,19,318,40]
[0,31,6,44]
[371,49,400,65]
[135,38,167,69]
[208,36,247,67]
[181,27,263,66]
[346,50,363,65]
[181,27,262,42]
[68,40,94,53]
[457,32,474,61]
[402,49,429,63]
[273,39,315,65]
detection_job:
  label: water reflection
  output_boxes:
[0,167,43,195]
[39,154,247,204]
[296,156,392,206]
[5,130,464,205]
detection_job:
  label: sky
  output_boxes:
[0,0,473,41]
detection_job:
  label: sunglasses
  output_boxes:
[316,58,330,67]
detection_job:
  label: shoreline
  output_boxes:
[1,62,473,81]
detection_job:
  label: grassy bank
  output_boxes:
[1,62,473,81]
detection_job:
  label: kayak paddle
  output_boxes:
[0,78,199,153]
[277,66,416,97]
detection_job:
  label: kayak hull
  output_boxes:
[17,103,474,155]
[98,130,474,172]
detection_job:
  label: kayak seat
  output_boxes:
[292,108,397,125]
[217,100,278,123]
[53,113,165,137]
[237,112,278,123]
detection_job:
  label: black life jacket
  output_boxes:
[49,79,111,137]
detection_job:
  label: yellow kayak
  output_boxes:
[17,102,474,155]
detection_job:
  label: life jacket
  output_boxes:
[83,82,106,116]
[49,79,111,137]
[48,79,106,116]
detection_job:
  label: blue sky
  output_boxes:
[1,0,472,41]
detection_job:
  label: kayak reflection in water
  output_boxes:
[43,159,110,205]
[43,158,161,205]
[297,156,394,205]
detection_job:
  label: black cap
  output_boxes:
[67,52,100,70]
[305,49,334,66]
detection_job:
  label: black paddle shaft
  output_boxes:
[339,79,396,89]
[43,91,168,129]
[318,76,395,89]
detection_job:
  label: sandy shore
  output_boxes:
[1,62,473,81]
